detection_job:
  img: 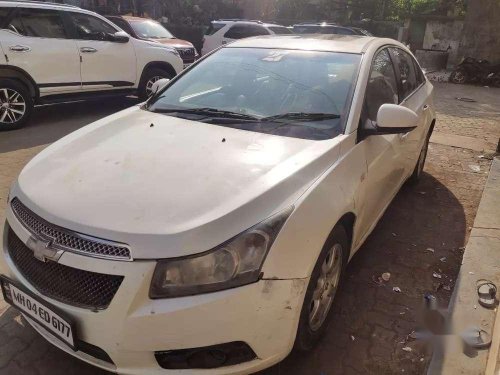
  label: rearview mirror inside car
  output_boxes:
[375,104,418,133]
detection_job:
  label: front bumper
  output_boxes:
[1,207,307,374]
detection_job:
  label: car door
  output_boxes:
[65,11,137,91]
[222,24,270,45]
[354,48,408,243]
[389,47,431,174]
[2,7,81,95]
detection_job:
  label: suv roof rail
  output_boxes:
[9,0,80,8]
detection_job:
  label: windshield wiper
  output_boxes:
[152,107,260,121]
[263,112,341,122]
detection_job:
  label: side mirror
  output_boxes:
[108,31,130,43]
[375,104,418,133]
[151,78,170,95]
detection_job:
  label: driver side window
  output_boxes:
[364,48,399,125]
[69,12,117,41]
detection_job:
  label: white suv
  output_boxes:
[0,1,183,130]
[201,19,291,55]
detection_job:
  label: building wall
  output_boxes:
[423,19,464,65]
[458,0,500,63]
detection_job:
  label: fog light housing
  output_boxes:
[155,341,256,369]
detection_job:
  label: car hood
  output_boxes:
[12,106,343,259]
[149,38,194,49]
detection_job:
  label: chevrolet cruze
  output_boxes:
[0,35,435,374]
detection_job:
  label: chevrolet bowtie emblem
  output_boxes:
[26,236,64,263]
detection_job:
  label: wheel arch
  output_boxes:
[139,61,177,84]
[337,212,356,258]
[0,65,39,101]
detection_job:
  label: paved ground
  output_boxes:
[0,83,499,375]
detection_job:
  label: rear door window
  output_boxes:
[224,24,269,39]
[8,8,68,38]
[389,47,418,100]
[205,22,225,35]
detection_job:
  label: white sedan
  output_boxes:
[1,35,435,374]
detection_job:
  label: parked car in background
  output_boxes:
[0,1,183,130]
[1,34,435,374]
[201,19,291,55]
[106,15,199,69]
[293,22,373,36]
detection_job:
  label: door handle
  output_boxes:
[9,45,31,52]
[80,47,97,53]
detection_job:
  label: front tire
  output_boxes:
[450,68,467,84]
[138,68,173,101]
[0,79,33,131]
[294,225,348,351]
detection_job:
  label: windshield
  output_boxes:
[147,48,361,140]
[130,20,173,39]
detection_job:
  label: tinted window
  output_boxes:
[69,12,117,40]
[413,58,426,85]
[205,22,226,35]
[293,25,320,34]
[0,8,13,28]
[8,8,67,38]
[224,24,269,39]
[365,49,399,122]
[269,26,292,34]
[148,48,361,140]
[390,48,418,99]
[335,28,355,35]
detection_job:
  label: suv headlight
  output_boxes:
[150,207,293,298]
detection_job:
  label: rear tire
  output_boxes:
[407,127,432,185]
[0,79,33,131]
[294,225,349,351]
[138,68,173,101]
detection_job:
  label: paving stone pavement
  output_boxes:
[0,84,499,375]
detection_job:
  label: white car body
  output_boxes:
[201,20,291,55]
[1,35,435,374]
[0,1,183,99]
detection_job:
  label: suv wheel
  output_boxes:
[294,225,348,351]
[138,68,173,101]
[0,79,33,131]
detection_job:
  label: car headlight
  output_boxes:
[150,207,293,298]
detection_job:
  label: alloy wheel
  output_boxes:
[308,243,343,331]
[0,88,26,124]
[145,76,164,97]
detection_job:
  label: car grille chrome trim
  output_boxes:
[10,198,132,261]
[7,227,124,310]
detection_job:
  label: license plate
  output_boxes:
[0,275,76,349]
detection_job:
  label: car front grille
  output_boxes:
[10,198,131,260]
[7,227,124,310]
[177,47,196,63]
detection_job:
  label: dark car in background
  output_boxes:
[293,22,373,36]
[106,15,199,67]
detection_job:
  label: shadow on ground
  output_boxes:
[0,171,466,375]
[0,97,138,153]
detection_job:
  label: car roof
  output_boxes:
[211,19,282,28]
[0,1,80,10]
[226,34,396,54]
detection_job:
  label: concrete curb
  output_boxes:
[428,157,500,375]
